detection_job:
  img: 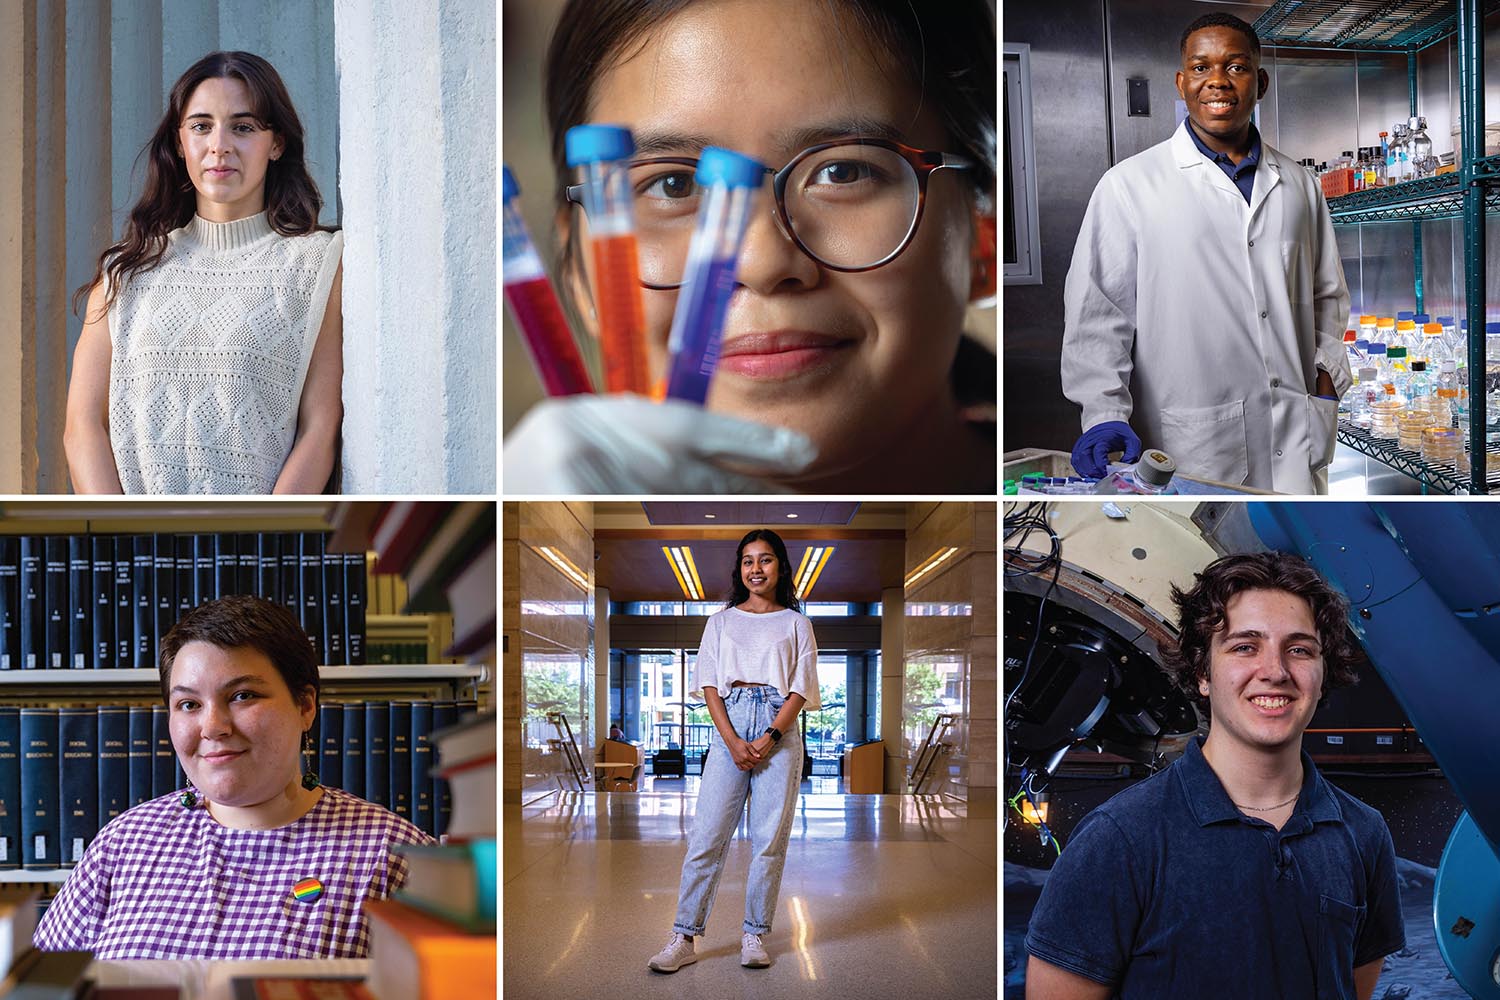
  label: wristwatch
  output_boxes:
[764,726,782,744]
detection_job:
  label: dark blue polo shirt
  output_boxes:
[1025,737,1404,999]
[1187,119,1261,203]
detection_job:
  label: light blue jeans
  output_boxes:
[672,686,802,936]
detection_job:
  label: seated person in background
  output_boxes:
[34,595,434,959]
[609,723,626,741]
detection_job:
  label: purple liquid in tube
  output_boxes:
[665,255,738,404]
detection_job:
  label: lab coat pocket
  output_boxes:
[1306,394,1340,472]
[1316,894,1366,1000]
[1158,399,1249,485]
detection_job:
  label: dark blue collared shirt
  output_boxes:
[1186,119,1261,203]
[1025,736,1404,999]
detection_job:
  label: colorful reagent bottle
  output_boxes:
[502,166,594,397]
[566,124,651,395]
[664,147,769,405]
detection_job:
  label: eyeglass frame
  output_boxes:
[564,136,975,290]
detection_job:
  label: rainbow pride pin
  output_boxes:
[292,877,324,903]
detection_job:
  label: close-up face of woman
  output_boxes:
[178,75,283,223]
[167,641,315,810]
[568,0,986,482]
[740,538,781,600]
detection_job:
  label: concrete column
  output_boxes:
[594,585,610,745]
[109,3,162,223]
[0,0,35,493]
[880,585,905,793]
[32,0,67,495]
[335,0,497,494]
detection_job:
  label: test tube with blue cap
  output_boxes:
[502,165,594,396]
[664,146,769,404]
[566,124,651,395]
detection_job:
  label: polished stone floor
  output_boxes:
[503,786,998,1000]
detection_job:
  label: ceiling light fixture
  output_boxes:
[904,546,959,589]
[663,545,705,600]
[534,546,590,591]
[793,545,834,600]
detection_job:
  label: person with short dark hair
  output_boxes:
[1024,552,1404,999]
[34,595,433,959]
[1062,14,1351,495]
[609,723,626,741]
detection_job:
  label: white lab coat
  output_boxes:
[1061,121,1352,494]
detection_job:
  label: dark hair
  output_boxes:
[1165,552,1360,716]
[74,50,330,319]
[542,0,996,323]
[725,529,801,613]
[158,595,319,714]
[1180,13,1261,58]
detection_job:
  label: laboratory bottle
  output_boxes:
[1343,330,1362,367]
[1420,323,1446,368]
[1392,124,1411,182]
[1414,312,1432,327]
[1378,131,1390,185]
[1359,314,1377,340]
[1410,117,1433,177]
[1352,149,1366,191]
[1364,148,1380,189]
[1093,449,1179,495]
[1407,360,1432,413]
[1434,360,1460,425]
[1368,342,1390,387]
[1351,366,1380,428]
[1376,317,1397,353]
[1388,347,1411,401]
[565,123,652,395]
[1395,317,1417,354]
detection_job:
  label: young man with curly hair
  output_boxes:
[1024,551,1405,1000]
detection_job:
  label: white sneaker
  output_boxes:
[741,932,770,968]
[648,932,697,973]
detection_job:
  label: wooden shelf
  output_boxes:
[0,870,70,883]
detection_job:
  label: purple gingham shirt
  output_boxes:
[33,787,434,959]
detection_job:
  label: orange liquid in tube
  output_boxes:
[591,233,651,395]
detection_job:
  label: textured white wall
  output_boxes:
[335,0,496,494]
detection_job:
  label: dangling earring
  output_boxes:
[301,730,320,790]
[180,788,198,808]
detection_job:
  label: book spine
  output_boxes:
[411,701,434,836]
[97,707,130,830]
[323,535,346,666]
[342,702,365,799]
[90,536,114,670]
[128,706,153,807]
[388,701,412,821]
[66,537,91,670]
[194,533,214,609]
[256,533,279,603]
[151,704,176,798]
[19,536,43,670]
[131,535,153,669]
[58,707,98,866]
[278,532,300,626]
[174,534,195,617]
[431,700,457,838]
[45,535,69,670]
[344,551,367,666]
[0,707,19,868]
[237,532,258,597]
[320,701,343,792]
[153,534,175,659]
[299,534,323,662]
[214,533,237,600]
[365,702,390,807]
[114,538,133,669]
[20,708,59,868]
[0,536,18,670]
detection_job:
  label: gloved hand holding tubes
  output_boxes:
[503,128,815,493]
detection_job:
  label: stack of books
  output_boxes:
[364,712,496,1000]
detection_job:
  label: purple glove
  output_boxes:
[1071,421,1142,478]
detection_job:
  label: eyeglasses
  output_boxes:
[565,137,974,290]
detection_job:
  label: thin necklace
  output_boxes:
[1234,791,1300,812]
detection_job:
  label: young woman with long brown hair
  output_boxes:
[64,51,343,495]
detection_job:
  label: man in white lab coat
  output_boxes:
[1061,13,1351,495]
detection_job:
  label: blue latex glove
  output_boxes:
[1071,421,1142,478]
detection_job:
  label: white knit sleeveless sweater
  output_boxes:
[108,212,343,494]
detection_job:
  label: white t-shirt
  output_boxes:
[691,606,821,710]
